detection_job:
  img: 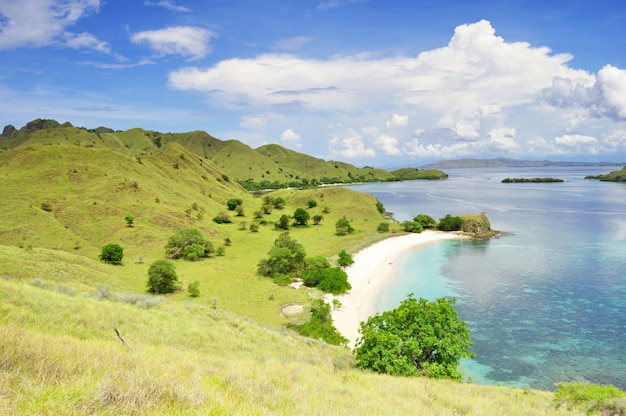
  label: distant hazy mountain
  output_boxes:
[421,158,625,169]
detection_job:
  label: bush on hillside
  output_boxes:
[303,267,351,294]
[296,299,348,346]
[147,259,179,294]
[293,208,310,226]
[165,228,214,259]
[99,243,124,265]
[335,217,354,236]
[257,233,306,278]
[226,198,243,210]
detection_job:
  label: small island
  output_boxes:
[502,177,564,183]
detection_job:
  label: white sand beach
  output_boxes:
[331,231,467,348]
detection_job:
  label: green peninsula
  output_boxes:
[502,177,564,183]
[585,166,626,182]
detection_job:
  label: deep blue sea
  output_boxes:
[347,167,626,390]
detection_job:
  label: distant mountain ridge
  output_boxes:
[0,118,447,189]
[421,157,625,169]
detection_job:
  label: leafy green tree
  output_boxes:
[307,199,318,208]
[165,228,214,259]
[273,197,285,209]
[147,259,179,294]
[337,249,354,267]
[312,214,323,225]
[438,214,462,231]
[414,214,436,229]
[212,212,232,224]
[293,207,310,226]
[355,295,474,380]
[124,214,134,227]
[276,214,290,230]
[296,299,348,346]
[335,217,354,235]
[99,243,124,265]
[226,198,243,210]
[402,220,423,233]
[187,280,200,297]
[257,233,306,278]
[303,267,351,294]
[377,222,390,233]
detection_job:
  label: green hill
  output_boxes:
[1,118,447,189]
[0,119,619,414]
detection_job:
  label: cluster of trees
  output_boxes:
[257,233,352,294]
[399,213,463,233]
[294,299,347,346]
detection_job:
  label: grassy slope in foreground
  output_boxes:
[0,273,583,416]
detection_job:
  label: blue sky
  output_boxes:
[1,0,626,166]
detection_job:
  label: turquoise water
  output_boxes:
[348,167,626,390]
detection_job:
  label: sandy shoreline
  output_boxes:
[330,231,468,348]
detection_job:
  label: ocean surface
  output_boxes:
[347,167,626,390]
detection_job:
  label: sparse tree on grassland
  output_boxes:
[147,259,179,294]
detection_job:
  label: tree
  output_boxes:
[414,214,436,229]
[99,243,124,265]
[338,249,354,267]
[312,214,324,225]
[165,228,214,259]
[276,214,290,230]
[293,207,310,226]
[257,233,306,278]
[147,259,179,294]
[307,199,318,208]
[226,198,243,210]
[376,199,385,214]
[335,217,354,235]
[273,196,285,209]
[438,214,462,231]
[124,214,134,227]
[302,267,351,294]
[377,222,390,233]
[355,295,474,380]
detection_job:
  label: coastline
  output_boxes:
[330,230,468,348]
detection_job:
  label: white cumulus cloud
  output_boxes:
[131,26,216,61]
[329,128,375,158]
[0,0,108,52]
[280,128,302,148]
[375,134,401,155]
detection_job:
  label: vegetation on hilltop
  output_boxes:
[1,118,448,189]
[585,166,626,182]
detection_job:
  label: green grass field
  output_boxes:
[0,126,621,414]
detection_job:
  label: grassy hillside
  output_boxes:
[1,118,448,189]
[1,273,589,416]
[0,121,618,414]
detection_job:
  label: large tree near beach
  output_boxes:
[354,294,474,380]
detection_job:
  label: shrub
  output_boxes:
[377,222,390,233]
[187,281,200,297]
[275,214,290,230]
[293,207,310,226]
[226,198,243,210]
[303,267,351,294]
[165,228,214,259]
[335,217,354,235]
[438,214,462,231]
[257,233,306,278]
[414,214,436,229]
[312,214,324,225]
[307,199,318,208]
[337,249,354,267]
[213,212,232,224]
[376,200,385,214]
[99,243,124,265]
[296,299,347,346]
[124,214,134,227]
[554,382,626,414]
[250,223,259,233]
[147,259,179,294]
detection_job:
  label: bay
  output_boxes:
[348,167,626,390]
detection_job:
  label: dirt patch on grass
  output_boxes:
[280,303,304,315]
